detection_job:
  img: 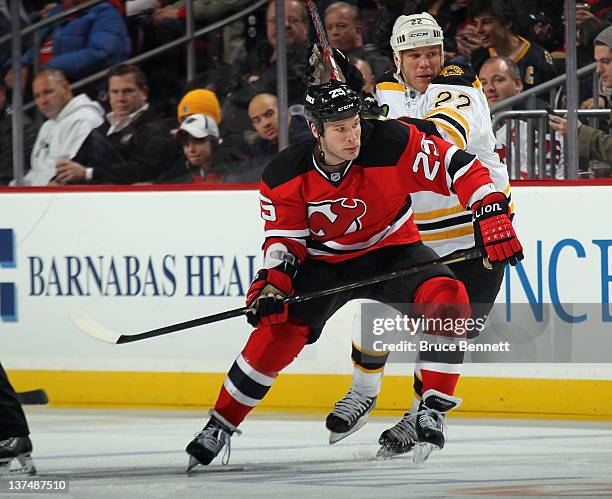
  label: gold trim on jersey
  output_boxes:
[488,36,532,64]
[423,107,470,150]
[473,78,482,89]
[427,119,466,149]
[420,226,474,242]
[376,81,405,92]
[413,203,467,221]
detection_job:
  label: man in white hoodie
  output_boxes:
[14,68,104,186]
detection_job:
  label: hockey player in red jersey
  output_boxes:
[184,79,523,469]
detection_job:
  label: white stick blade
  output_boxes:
[69,310,121,344]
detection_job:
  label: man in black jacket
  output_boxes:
[0,78,37,185]
[53,64,177,184]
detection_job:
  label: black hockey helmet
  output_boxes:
[304,79,362,134]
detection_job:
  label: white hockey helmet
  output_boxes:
[391,12,444,84]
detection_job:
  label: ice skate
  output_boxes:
[0,436,36,475]
[377,411,418,458]
[377,389,462,462]
[185,412,240,471]
[326,389,376,444]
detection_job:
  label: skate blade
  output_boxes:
[186,456,201,473]
[375,444,413,459]
[0,455,36,476]
[328,416,369,444]
[413,442,437,464]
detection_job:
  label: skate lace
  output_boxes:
[194,427,234,465]
[332,389,374,423]
[418,409,444,431]
[388,412,418,444]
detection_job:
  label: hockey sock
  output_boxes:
[410,276,470,402]
[351,365,383,398]
[420,369,460,397]
[214,322,310,427]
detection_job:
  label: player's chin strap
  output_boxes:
[316,137,327,165]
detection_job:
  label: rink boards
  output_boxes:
[1,182,612,419]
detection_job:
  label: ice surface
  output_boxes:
[5,407,612,498]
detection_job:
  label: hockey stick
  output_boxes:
[69,248,482,345]
[304,0,342,81]
[17,389,49,405]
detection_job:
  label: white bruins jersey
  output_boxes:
[376,64,512,257]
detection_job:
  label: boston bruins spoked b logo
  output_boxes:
[308,198,367,241]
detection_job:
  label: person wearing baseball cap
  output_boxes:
[549,25,612,168]
[156,113,222,183]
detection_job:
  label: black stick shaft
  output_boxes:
[116,249,482,344]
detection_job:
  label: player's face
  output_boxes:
[108,74,148,119]
[398,46,442,93]
[182,136,213,167]
[479,60,523,106]
[594,45,612,88]
[319,114,361,164]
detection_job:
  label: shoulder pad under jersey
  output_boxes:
[431,63,480,89]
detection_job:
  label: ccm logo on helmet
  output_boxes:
[410,32,429,37]
[474,203,502,218]
[337,104,355,112]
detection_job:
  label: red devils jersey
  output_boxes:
[259,119,492,263]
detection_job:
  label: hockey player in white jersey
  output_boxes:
[325,12,514,460]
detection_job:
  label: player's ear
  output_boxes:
[309,122,319,139]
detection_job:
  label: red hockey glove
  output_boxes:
[472,192,524,267]
[246,269,293,327]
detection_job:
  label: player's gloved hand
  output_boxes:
[361,92,388,118]
[304,45,364,92]
[471,192,524,267]
[245,269,293,327]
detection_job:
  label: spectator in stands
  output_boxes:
[177,88,222,126]
[144,0,251,104]
[155,114,221,183]
[3,0,131,92]
[52,64,177,184]
[350,56,376,94]
[236,0,310,105]
[480,56,563,178]
[12,69,104,186]
[323,2,393,81]
[549,25,612,167]
[469,0,556,90]
[479,55,523,108]
[0,78,38,185]
[225,92,311,183]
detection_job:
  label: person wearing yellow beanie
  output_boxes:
[177,89,222,125]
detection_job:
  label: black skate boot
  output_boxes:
[377,389,462,463]
[326,389,376,444]
[413,389,462,463]
[377,411,418,458]
[0,436,36,475]
[185,412,241,471]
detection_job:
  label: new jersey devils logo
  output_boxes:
[308,198,367,241]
